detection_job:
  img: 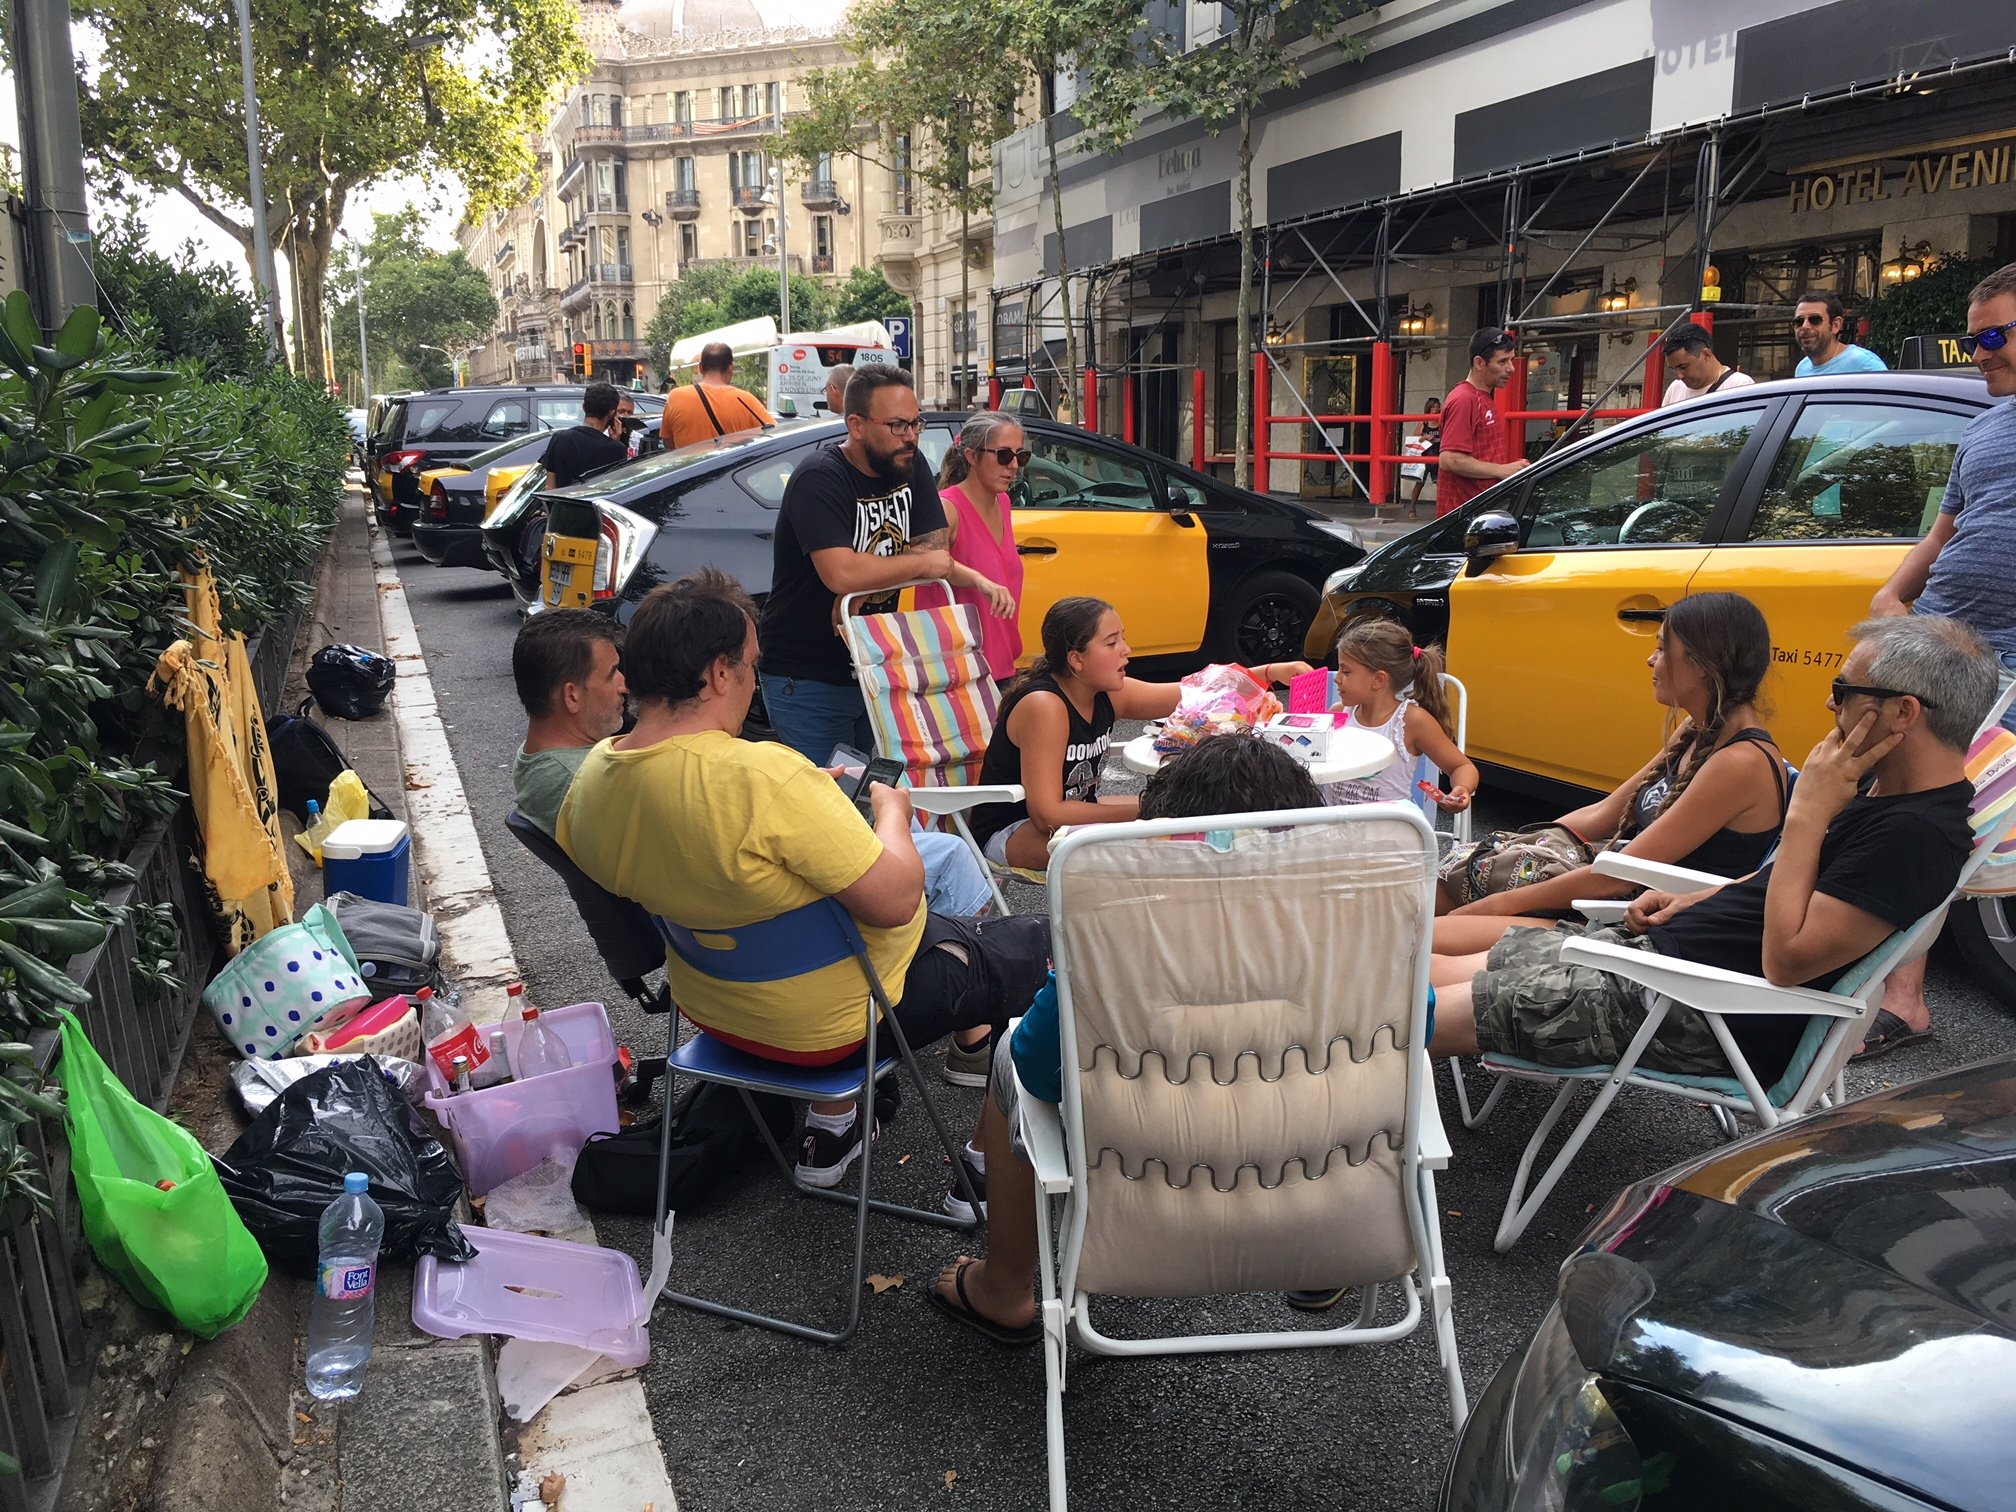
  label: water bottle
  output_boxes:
[301,798,336,865]
[514,992,573,1081]
[305,1172,384,1401]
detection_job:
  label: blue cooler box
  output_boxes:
[322,819,412,906]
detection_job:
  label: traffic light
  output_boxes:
[572,341,592,378]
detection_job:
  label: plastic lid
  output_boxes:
[521,1006,540,1021]
[321,818,411,860]
[506,982,525,998]
[343,1172,370,1193]
[416,985,434,1001]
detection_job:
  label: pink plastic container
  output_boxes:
[316,993,410,1049]
[411,1226,649,1367]
[422,1001,619,1195]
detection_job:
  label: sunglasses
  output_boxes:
[1794,313,1834,327]
[1958,319,2016,357]
[974,446,1032,468]
[1831,677,1937,709]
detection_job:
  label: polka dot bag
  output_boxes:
[200,901,373,1060]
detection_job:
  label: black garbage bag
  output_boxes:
[216,1057,476,1274]
[306,643,395,721]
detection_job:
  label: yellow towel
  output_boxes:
[147,568,293,952]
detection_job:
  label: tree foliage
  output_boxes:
[79,0,590,381]
[642,264,842,372]
[329,209,498,392]
[833,266,911,327]
[93,218,276,383]
[1111,5,1372,484]
[1864,252,2006,366]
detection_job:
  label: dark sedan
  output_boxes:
[1442,1055,2016,1512]
[481,415,1367,671]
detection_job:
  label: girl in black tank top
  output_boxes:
[969,596,1312,874]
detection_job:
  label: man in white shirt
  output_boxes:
[1660,324,1756,406]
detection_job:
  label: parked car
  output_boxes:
[1307,370,2016,1001]
[368,384,663,535]
[480,415,1367,670]
[411,430,560,568]
[1441,1054,2016,1512]
[1305,372,1990,793]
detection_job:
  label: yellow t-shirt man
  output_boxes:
[556,730,925,1054]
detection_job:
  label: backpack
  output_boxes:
[267,699,393,822]
[323,891,441,998]
[571,1082,794,1215]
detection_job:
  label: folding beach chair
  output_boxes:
[1020,805,1464,1510]
[1467,768,2016,1253]
[646,898,981,1345]
[839,584,1029,911]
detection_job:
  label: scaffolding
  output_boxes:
[978,50,2015,500]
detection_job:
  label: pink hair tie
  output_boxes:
[1412,645,1423,659]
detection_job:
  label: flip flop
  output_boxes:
[1853,1009,1934,1061]
[924,1260,1041,1347]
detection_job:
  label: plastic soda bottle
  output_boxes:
[512,984,573,1079]
[305,1173,384,1400]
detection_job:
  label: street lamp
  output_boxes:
[230,0,283,355]
[762,99,791,333]
[417,342,482,386]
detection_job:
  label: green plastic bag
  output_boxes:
[55,1012,266,1337]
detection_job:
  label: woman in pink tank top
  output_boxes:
[933,412,1028,682]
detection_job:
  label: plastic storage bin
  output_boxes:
[422,1001,620,1195]
[322,819,412,907]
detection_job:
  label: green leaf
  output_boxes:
[33,541,80,624]
[29,345,86,374]
[52,306,101,361]
[0,938,91,1006]
[99,369,181,395]
[0,293,40,367]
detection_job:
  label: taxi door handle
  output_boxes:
[1017,542,1058,557]
[1617,608,1667,623]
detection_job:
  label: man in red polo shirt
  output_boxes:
[1435,328,1530,517]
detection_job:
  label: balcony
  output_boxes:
[876,212,922,294]
[687,254,805,277]
[584,337,649,362]
[555,154,586,199]
[607,111,805,149]
[811,254,835,274]
[731,185,769,214]
[801,179,846,211]
[558,263,636,312]
[572,124,625,151]
[665,187,701,220]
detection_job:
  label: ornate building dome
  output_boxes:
[615,0,845,42]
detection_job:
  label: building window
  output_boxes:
[766,81,782,117]
[680,223,699,263]
[814,152,834,182]
[893,133,914,216]
[717,86,734,119]
[675,156,696,191]
[814,214,833,261]
[673,90,692,124]
[741,219,763,257]
[621,300,635,340]
[741,83,759,116]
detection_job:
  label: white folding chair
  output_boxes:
[1020,805,1464,1510]
[1473,786,2016,1252]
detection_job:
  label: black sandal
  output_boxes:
[924,1260,1041,1346]
[1853,1009,1933,1061]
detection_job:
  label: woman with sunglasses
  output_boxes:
[933,412,1031,683]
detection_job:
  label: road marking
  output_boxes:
[369,513,679,1509]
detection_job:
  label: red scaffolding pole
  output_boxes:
[1252,351,1271,484]
[1370,340,1396,505]
[1082,365,1099,433]
[1123,375,1137,446]
[1191,368,1207,472]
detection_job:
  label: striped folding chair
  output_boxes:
[839,583,1029,913]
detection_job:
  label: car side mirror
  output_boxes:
[1464,510,1521,574]
[1164,483,1199,526]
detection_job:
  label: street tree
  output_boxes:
[329,210,497,392]
[779,0,1022,408]
[79,0,590,380]
[1129,4,1372,486]
[644,262,743,372]
[832,267,910,327]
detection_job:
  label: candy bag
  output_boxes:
[1152,664,1283,755]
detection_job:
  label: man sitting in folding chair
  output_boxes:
[557,567,1049,1198]
[1425,615,1997,1089]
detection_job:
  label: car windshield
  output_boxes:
[580,422,832,496]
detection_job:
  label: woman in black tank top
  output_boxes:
[1434,593,1787,954]
[971,597,1310,874]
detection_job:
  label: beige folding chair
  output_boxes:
[1020,804,1464,1510]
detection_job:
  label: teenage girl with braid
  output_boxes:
[1432,591,1788,950]
[1324,617,1479,814]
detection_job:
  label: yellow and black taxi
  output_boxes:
[481,414,1367,670]
[411,429,562,569]
[1308,370,1994,794]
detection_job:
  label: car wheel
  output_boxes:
[1948,895,2016,1007]
[1213,569,1319,666]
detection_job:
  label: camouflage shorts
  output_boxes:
[1471,923,1729,1075]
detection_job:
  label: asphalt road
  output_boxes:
[388,534,2016,1512]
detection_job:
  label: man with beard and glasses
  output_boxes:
[759,365,1012,761]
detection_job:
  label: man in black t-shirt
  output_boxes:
[1425,615,1999,1087]
[758,366,1013,761]
[541,383,629,489]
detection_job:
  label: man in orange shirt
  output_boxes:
[660,342,775,449]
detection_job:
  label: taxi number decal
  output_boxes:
[1771,646,1843,669]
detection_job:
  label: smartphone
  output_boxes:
[855,756,906,819]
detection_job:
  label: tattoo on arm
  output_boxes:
[905,529,949,554]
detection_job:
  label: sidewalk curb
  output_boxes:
[369,508,680,1511]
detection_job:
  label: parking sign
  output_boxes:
[885,316,912,360]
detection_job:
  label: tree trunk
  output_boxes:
[1041,71,1077,424]
[286,192,341,393]
[1233,99,1255,491]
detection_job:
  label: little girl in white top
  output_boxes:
[1324,617,1479,815]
